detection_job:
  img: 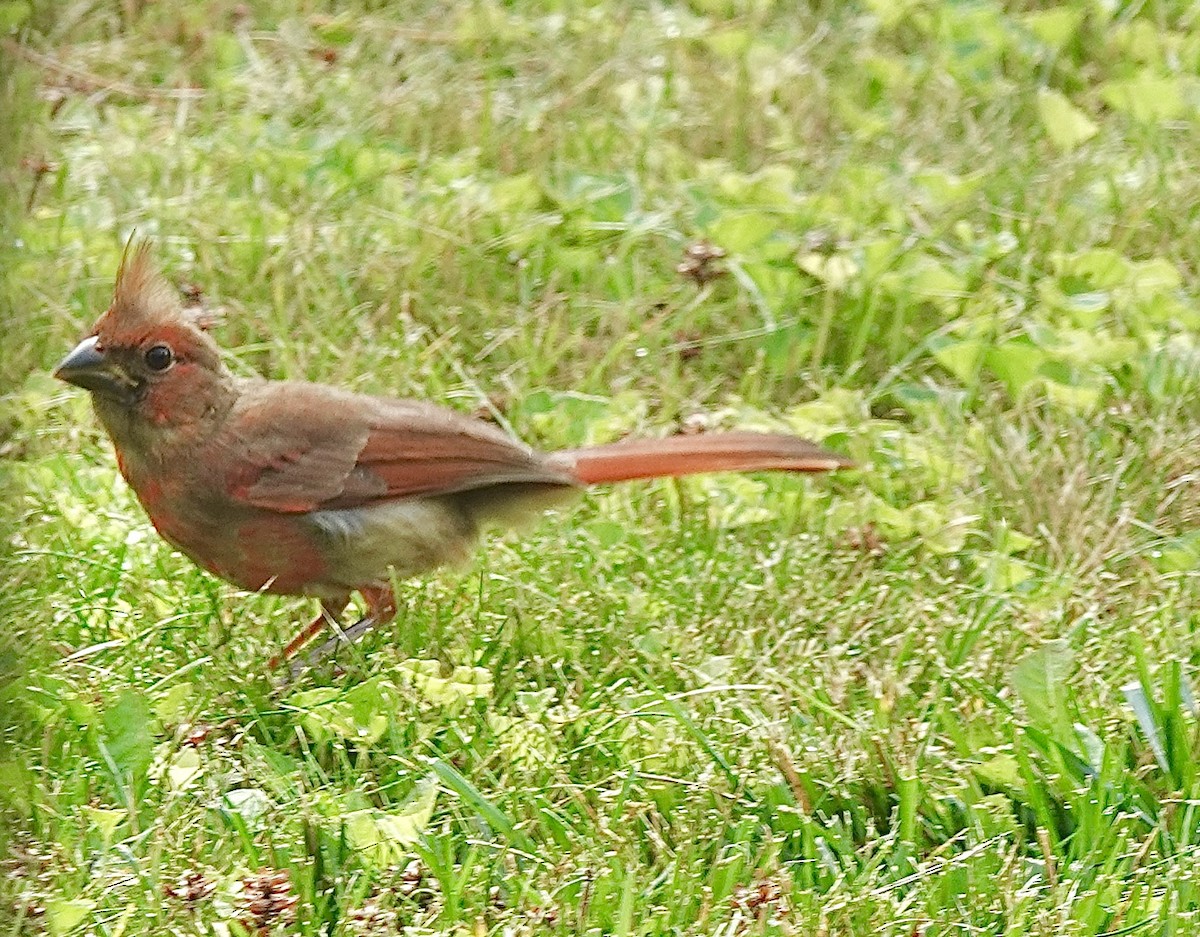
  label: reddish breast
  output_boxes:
[229,514,329,594]
[120,453,327,595]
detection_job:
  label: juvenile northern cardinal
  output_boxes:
[54,241,850,674]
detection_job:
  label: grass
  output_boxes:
[6,0,1200,933]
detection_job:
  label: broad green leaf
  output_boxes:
[983,555,1033,592]
[488,173,542,214]
[1012,640,1075,738]
[1007,532,1035,554]
[555,171,633,221]
[973,755,1022,790]
[290,686,342,743]
[82,806,123,842]
[399,660,494,708]
[833,98,890,139]
[912,169,980,208]
[1101,74,1186,123]
[1128,257,1182,295]
[167,748,203,791]
[1036,90,1098,152]
[0,1,30,30]
[796,251,859,290]
[581,391,649,446]
[859,235,907,279]
[994,523,1036,556]
[342,681,392,744]
[899,439,968,487]
[46,898,93,936]
[908,503,973,554]
[702,27,752,59]
[871,501,917,540]
[488,712,556,768]
[785,388,863,438]
[1148,533,1200,573]
[1138,291,1199,328]
[1044,379,1102,413]
[931,338,985,384]
[1038,281,1111,324]
[154,682,194,725]
[585,519,627,548]
[713,163,799,205]
[907,256,966,302]
[705,211,780,254]
[515,687,557,715]
[1054,329,1136,367]
[343,777,437,866]
[522,390,635,447]
[742,266,805,329]
[223,788,272,826]
[1022,8,1083,49]
[688,474,773,527]
[313,14,354,44]
[101,690,155,779]
[986,341,1047,398]
[1110,20,1163,63]
[1054,248,1130,287]
[291,679,394,743]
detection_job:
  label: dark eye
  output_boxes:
[144,344,174,371]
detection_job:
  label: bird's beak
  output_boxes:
[54,336,138,406]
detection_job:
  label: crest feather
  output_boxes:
[103,236,218,333]
[113,237,175,316]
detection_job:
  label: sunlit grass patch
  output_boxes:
[6,0,1200,934]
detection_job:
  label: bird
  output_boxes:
[54,240,851,675]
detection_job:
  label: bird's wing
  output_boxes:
[218,381,578,514]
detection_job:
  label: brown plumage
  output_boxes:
[54,240,851,674]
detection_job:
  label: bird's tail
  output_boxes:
[554,431,851,485]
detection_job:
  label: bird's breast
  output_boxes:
[118,447,482,597]
[120,459,328,595]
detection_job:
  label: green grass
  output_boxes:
[6,0,1200,933]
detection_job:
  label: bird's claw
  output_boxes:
[286,614,380,679]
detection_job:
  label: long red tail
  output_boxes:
[555,431,851,485]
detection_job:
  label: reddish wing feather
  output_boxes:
[221,382,575,514]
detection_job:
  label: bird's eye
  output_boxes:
[144,344,174,372]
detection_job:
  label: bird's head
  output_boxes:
[55,239,235,447]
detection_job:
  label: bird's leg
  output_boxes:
[268,598,349,671]
[290,585,397,676]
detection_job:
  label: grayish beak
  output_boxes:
[54,336,138,406]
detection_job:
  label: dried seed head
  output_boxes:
[672,329,703,361]
[179,282,205,307]
[684,240,727,262]
[163,869,216,905]
[677,240,728,286]
[236,868,297,932]
[839,522,886,556]
[730,874,789,917]
[345,899,397,935]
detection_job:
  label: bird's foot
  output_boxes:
[287,614,380,679]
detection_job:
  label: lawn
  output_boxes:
[4,0,1200,934]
